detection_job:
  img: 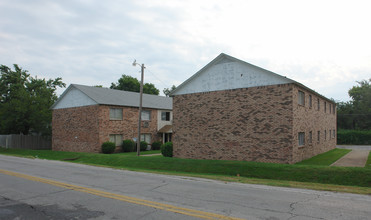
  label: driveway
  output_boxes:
[332,145,371,167]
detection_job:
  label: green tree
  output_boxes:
[110,74,159,95]
[0,64,65,136]
[163,85,177,97]
[337,79,371,130]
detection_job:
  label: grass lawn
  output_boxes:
[296,148,351,166]
[0,148,370,194]
[366,151,371,169]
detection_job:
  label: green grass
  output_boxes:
[1,148,370,191]
[366,151,371,169]
[296,148,351,166]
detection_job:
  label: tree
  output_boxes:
[0,64,65,136]
[163,85,177,97]
[337,79,371,130]
[110,74,159,95]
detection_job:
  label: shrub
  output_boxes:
[161,142,173,157]
[101,141,116,154]
[337,130,371,145]
[151,141,162,150]
[122,139,135,152]
[140,141,148,151]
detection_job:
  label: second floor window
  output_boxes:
[110,108,123,120]
[161,111,171,121]
[298,91,305,106]
[141,110,151,121]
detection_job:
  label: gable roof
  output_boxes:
[52,84,172,110]
[170,53,335,104]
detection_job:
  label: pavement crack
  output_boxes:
[18,189,71,202]
[287,194,326,220]
[150,182,169,191]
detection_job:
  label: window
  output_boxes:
[140,133,151,143]
[329,104,332,113]
[161,111,171,121]
[329,130,331,139]
[141,110,151,121]
[324,101,327,113]
[309,95,312,108]
[309,131,312,144]
[317,131,320,142]
[110,108,123,120]
[298,132,305,146]
[298,91,305,106]
[317,98,320,111]
[333,129,335,138]
[333,104,335,114]
[109,134,122,146]
[324,130,327,140]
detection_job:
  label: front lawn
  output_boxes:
[0,148,370,192]
[296,148,351,166]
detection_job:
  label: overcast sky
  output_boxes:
[1,0,370,101]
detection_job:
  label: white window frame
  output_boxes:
[109,134,122,146]
[161,111,171,121]
[141,110,151,121]
[140,133,151,143]
[110,108,123,120]
[298,132,305,146]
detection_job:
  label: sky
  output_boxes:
[0,0,370,101]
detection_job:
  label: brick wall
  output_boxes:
[173,84,294,163]
[52,105,100,152]
[52,105,160,153]
[292,85,337,163]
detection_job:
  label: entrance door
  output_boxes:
[164,133,172,143]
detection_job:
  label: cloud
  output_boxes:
[0,0,370,101]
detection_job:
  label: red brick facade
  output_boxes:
[52,105,160,153]
[173,83,336,164]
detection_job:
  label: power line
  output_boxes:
[145,68,171,89]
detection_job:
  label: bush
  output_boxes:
[151,141,162,150]
[140,141,148,151]
[337,130,371,145]
[122,139,135,152]
[101,141,116,154]
[161,142,173,157]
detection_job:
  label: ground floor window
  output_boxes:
[298,132,305,146]
[109,134,122,146]
[317,131,320,142]
[140,133,151,144]
[308,131,312,144]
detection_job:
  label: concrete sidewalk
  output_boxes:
[331,149,370,167]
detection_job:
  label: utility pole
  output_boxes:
[133,60,144,156]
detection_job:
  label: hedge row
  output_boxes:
[337,130,371,145]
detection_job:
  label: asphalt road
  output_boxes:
[0,155,370,220]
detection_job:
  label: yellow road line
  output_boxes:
[0,169,245,220]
